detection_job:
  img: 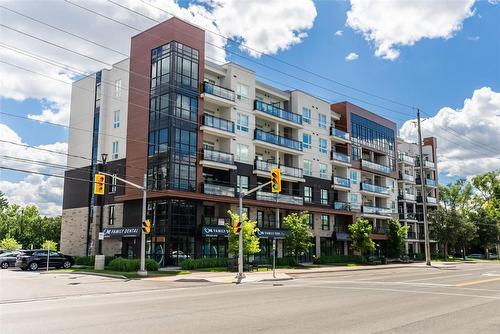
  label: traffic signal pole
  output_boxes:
[97,171,148,276]
[417,109,431,266]
[236,180,272,282]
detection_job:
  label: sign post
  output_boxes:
[272,238,276,278]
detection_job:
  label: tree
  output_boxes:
[348,217,376,255]
[387,219,409,258]
[0,236,21,251]
[42,240,58,251]
[282,212,313,261]
[226,210,260,256]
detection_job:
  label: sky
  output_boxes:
[0,0,499,216]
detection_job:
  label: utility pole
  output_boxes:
[417,109,431,266]
[98,153,107,255]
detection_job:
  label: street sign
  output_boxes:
[98,232,104,240]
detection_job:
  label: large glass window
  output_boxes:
[303,133,311,149]
[237,113,249,132]
[302,107,311,124]
[108,205,115,225]
[321,189,329,205]
[319,138,328,154]
[112,141,119,159]
[236,83,249,102]
[236,144,249,162]
[318,113,327,129]
[115,79,121,97]
[303,159,312,176]
[350,170,358,184]
[319,163,328,179]
[113,110,120,128]
[174,94,198,122]
[237,175,249,192]
[321,215,330,230]
[304,186,313,203]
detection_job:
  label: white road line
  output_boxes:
[403,273,474,282]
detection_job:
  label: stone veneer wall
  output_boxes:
[60,207,89,256]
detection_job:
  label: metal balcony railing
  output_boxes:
[203,114,235,133]
[254,100,302,125]
[362,205,392,216]
[203,149,234,165]
[361,182,390,195]
[203,183,235,197]
[256,191,303,205]
[331,151,351,164]
[372,226,387,234]
[330,127,350,140]
[254,129,302,151]
[333,176,351,188]
[202,82,235,102]
[254,160,303,178]
[361,159,391,174]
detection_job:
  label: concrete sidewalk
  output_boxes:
[144,269,292,284]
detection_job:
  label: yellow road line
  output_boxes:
[455,277,500,287]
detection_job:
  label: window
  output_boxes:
[236,113,249,132]
[113,110,120,128]
[350,170,358,184]
[304,186,313,203]
[112,141,119,159]
[257,211,264,227]
[303,159,312,176]
[175,94,198,122]
[318,113,327,128]
[236,83,249,101]
[303,133,311,149]
[306,213,314,228]
[237,175,249,192]
[110,174,117,193]
[302,107,311,124]
[236,144,249,162]
[319,163,328,179]
[108,205,115,225]
[351,193,359,204]
[115,79,122,97]
[319,138,328,154]
[321,215,330,230]
[321,189,329,205]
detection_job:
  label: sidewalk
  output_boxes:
[144,269,292,284]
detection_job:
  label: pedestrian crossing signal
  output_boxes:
[233,218,242,234]
[271,168,281,193]
[142,220,151,234]
[94,173,105,195]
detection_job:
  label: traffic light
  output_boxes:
[271,168,281,193]
[233,218,242,234]
[142,219,151,234]
[94,173,105,195]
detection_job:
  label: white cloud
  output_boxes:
[345,52,359,61]
[399,87,500,178]
[467,35,480,41]
[335,30,343,36]
[346,0,476,60]
[0,0,317,124]
[0,123,68,216]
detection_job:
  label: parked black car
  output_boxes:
[0,251,21,269]
[16,250,74,271]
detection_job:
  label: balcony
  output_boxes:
[417,196,438,205]
[399,172,415,183]
[361,159,392,175]
[333,201,350,211]
[362,205,393,216]
[330,127,350,143]
[202,114,235,138]
[254,160,304,180]
[360,182,390,195]
[372,226,387,234]
[254,129,303,153]
[254,100,302,126]
[256,191,303,205]
[333,176,351,189]
[398,154,415,165]
[201,82,236,107]
[398,193,417,202]
[330,151,351,166]
[400,212,417,221]
[203,183,235,197]
[417,160,436,169]
[201,149,236,170]
[425,178,437,187]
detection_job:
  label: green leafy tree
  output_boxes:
[387,219,409,258]
[429,207,463,258]
[283,212,313,261]
[348,217,376,255]
[0,236,21,251]
[42,240,58,251]
[226,210,260,257]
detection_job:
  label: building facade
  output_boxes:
[61,17,438,265]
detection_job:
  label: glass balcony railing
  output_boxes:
[361,159,391,174]
[362,205,392,216]
[203,114,235,133]
[417,159,436,169]
[361,182,390,195]
[372,226,387,234]
[254,129,302,151]
[330,151,351,164]
[333,201,350,211]
[330,127,350,140]
[202,82,235,102]
[398,193,416,201]
[399,212,417,220]
[425,178,436,186]
[333,176,351,188]
[399,173,415,182]
[417,196,438,204]
[254,160,303,178]
[398,154,415,165]
[256,191,304,205]
[203,149,234,165]
[254,100,302,125]
[203,183,235,197]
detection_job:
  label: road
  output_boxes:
[1,262,500,333]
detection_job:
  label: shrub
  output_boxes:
[265,257,298,267]
[108,257,159,272]
[316,255,365,265]
[74,256,116,266]
[180,257,228,270]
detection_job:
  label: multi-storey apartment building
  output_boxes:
[61,17,437,265]
[397,137,439,255]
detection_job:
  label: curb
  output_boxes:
[286,264,420,275]
[41,271,128,280]
[259,277,294,282]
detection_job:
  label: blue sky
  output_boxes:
[1,0,499,215]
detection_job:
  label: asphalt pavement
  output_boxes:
[1,261,499,333]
